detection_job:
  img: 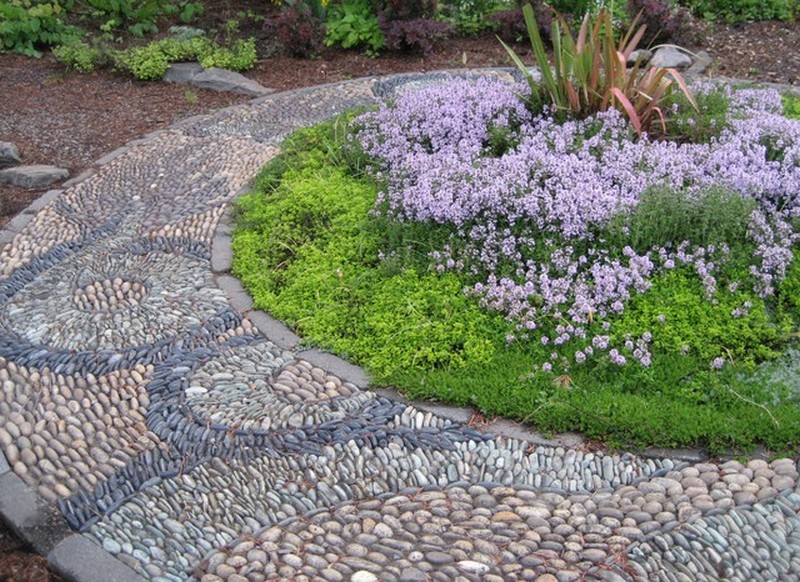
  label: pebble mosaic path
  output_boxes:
[1,71,800,582]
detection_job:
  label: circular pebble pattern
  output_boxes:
[0,72,798,582]
[1,238,228,351]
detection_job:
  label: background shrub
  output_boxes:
[264,2,326,57]
[0,0,78,57]
[683,0,799,23]
[628,0,689,45]
[52,36,103,71]
[381,17,453,55]
[438,0,500,35]
[74,0,203,38]
[325,0,385,54]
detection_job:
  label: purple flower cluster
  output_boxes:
[355,77,800,369]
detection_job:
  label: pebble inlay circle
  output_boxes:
[1,238,228,351]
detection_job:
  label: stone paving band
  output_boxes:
[0,72,799,582]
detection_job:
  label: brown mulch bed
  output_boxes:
[0,15,798,580]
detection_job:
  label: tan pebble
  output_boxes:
[684,486,707,499]
[772,475,796,492]
[37,485,58,503]
[53,483,71,497]
[741,483,760,494]
[681,477,706,489]
[747,459,769,471]
[757,486,779,501]
[0,428,12,447]
[5,443,19,463]
[19,448,36,466]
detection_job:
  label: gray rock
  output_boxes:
[650,46,692,70]
[399,567,427,582]
[0,141,21,168]
[163,62,204,84]
[190,68,273,97]
[0,164,68,189]
[686,50,713,76]
[627,49,652,67]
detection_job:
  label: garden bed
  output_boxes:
[233,76,800,455]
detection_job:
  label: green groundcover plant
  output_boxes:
[233,76,800,455]
[52,35,257,79]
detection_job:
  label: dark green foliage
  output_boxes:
[627,0,689,46]
[683,0,799,23]
[439,0,501,35]
[75,0,203,37]
[0,1,78,57]
[325,0,385,54]
[664,85,730,144]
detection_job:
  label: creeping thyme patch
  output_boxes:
[234,79,800,452]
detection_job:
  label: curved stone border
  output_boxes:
[0,69,797,582]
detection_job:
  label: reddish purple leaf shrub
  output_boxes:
[491,5,554,44]
[628,0,690,46]
[375,0,437,20]
[381,18,453,56]
[264,4,325,57]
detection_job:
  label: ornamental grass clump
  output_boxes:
[499,3,696,136]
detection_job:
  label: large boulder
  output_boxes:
[650,46,692,70]
[0,165,69,190]
[192,68,273,97]
[0,141,21,169]
[163,62,204,84]
[163,63,273,97]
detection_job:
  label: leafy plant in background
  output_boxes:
[439,0,501,36]
[500,4,696,135]
[627,0,688,45]
[0,0,78,57]
[491,3,553,43]
[52,36,103,70]
[325,0,385,54]
[683,0,799,23]
[111,36,257,80]
[265,0,327,57]
[70,0,203,38]
[374,0,453,55]
[381,17,453,55]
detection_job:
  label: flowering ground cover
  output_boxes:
[233,77,800,454]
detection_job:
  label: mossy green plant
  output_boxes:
[110,36,257,80]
